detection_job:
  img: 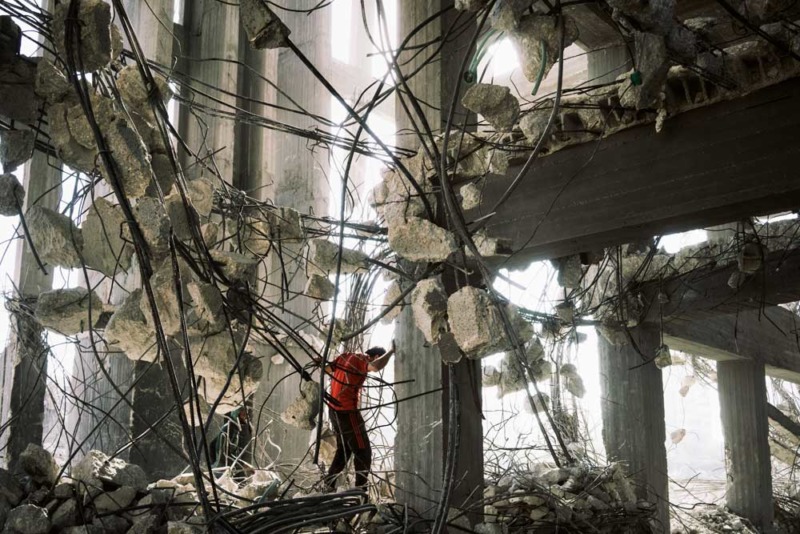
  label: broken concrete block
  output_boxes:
[34,59,71,104]
[105,290,157,362]
[666,24,697,63]
[211,250,258,282]
[522,391,550,414]
[411,277,449,344]
[82,197,133,277]
[0,58,40,122]
[456,0,489,11]
[552,254,583,288]
[35,287,102,335]
[654,344,672,368]
[104,117,154,199]
[606,0,675,34]
[140,258,195,336]
[460,182,482,211]
[377,160,436,226]
[619,32,670,110]
[240,0,291,49]
[489,0,534,31]
[381,281,404,324]
[187,177,214,217]
[4,504,50,534]
[512,14,578,84]
[52,498,80,531]
[54,0,120,72]
[468,230,513,257]
[117,65,171,112]
[187,281,226,334]
[0,173,24,216]
[388,217,458,263]
[560,363,585,398]
[304,273,336,300]
[164,188,192,242]
[306,239,368,276]
[26,206,83,268]
[447,287,533,359]
[737,240,763,273]
[48,102,98,174]
[73,450,148,492]
[0,130,34,173]
[0,16,21,62]
[133,197,170,257]
[19,444,59,486]
[555,301,575,324]
[462,83,520,132]
[281,380,320,430]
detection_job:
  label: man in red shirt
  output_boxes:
[321,342,395,492]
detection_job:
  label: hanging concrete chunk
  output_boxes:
[411,277,449,344]
[106,290,157,362]
[53,0,121,72]
[447,286,533,359]
[388,217,458,263]
[104,118,155,199]
[380,281,404,324]
[35,287,102,336]
[82,197,133,277]
[73,450,148,492]
[140,258,195,336]
[306,238,368,276]
[460,182,482,211]
[240,0,291,49]
[0,130,35,173]
[606,0,674,34]
[468,230,513,258]
[619,32,670,110]
[187,281,226,334]
[462,84,520,132]
[0,173,24,216]
[304,273,336,300]
[511,14,578,84]
[489,0,534,31]
[0,58,39,122]
[552,254,583,288]
[34,59,72,104]
[211,250,258,282]
[19,444,59,486]
[560,363,585,398]
[281,380,320,430]
[48,102,98,174]
[26,206,83,268]
[132,197,170,257]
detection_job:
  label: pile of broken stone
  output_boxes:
[0,444,285,534]
[476,463,655,532]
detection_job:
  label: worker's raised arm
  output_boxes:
[367,341,395,372]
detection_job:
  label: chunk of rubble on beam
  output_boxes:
[281,380,320,430]
[82,197,133,278]
[140,258,195,337]
[411,277,449,344]
[462,84,520,132]
[467,230,513,258]
[0,173,24,216]
[447,286,533,359]
[619,32,671,110]
[26,206,84,268]
[381,281,404,324]
[0,130,34,173]
[105,289,157,362]
[304,273,336,301]
[306,238,368,276]
[388,217,458,263]
[511,14,578,84]
[35,287,103,336]
[187,281,226,334]
[211,250,258,282]
[53,0,122,72]
[240,0,291,49]
[552,254,583,288]
[0,57,40,122]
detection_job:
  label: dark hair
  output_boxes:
[365,346,386,357]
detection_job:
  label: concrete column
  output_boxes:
[717,359,774,530]
[598,324,669,531]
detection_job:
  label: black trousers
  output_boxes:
[324,408,372,490]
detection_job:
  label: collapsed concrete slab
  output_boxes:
[81,197,133,277]
[461,84,520,132]
[0,130,34,173]
[304,273,335,301]
[281,380,320,430]
[411,277,449,344]
[35,287,102,336]
[306,238,368,276]
[0,173,24,216]
[0,57,40,122]
[388,217,458,263]
[53,0,122,72]
[105,290,157,362]
[240,0,291,49]
[447,286,533,359]
[26,206,84,269]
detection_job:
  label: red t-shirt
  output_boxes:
[328,352,369,411]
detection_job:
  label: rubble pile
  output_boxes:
[479,463,656,532]
[0,445,287,534]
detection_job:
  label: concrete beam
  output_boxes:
[474,77,800,269]
[598,324,669,531]
[662,307,800,383]
[717,359,774,530]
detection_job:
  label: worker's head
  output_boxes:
[365,346,386,360]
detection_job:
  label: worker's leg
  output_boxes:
[323,409,350,489]
[346,410,372,491]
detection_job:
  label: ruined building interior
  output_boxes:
[1,0,800,532]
